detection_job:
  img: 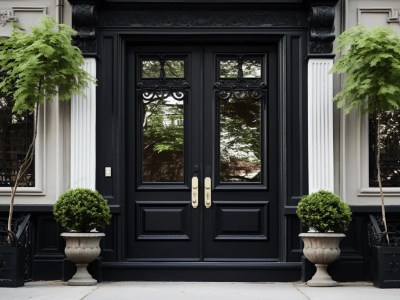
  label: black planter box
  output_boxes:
[369,215,400,288]
[0,245,24,287]
[372,245,400,288]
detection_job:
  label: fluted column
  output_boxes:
[307,59,334,193]
[70,58,96,189]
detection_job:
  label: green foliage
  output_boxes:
[53,188,111,232]
[296,190,352,233]
[331,25,400,114]
[0,16,95,114]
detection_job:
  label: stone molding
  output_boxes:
[358,8,400,25]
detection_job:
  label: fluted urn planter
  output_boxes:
[61,233,105,286]
[299,233,345,287]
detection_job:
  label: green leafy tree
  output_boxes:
[331,25,400,241]
[0,16,95,233]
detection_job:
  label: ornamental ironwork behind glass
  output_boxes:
[215,55,267,183]
[0,90,34,187]
[137,56,189,183]
[369,110,400,187]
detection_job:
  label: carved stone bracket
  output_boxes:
[308,1,338,55]
[68,1,97,56]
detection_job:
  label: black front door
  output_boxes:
[126,43,279,262]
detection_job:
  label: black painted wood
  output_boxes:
[93,0,310,277]
[102,261,302,281]
[124,43,280,262]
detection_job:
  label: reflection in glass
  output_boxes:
[369,110,400,187]
[142,60,160,78]
[219,60,239,78]
[219,95,261,182]
[165,60,185,78]
[243,60,262,78]
[142,93,184,182]
[0,93,35,187]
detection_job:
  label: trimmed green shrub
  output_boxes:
[296,190,352,233]
[53,188,111,232]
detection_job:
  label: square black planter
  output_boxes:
[0,245,24,287]
[372,245,400,288]
[369,214,400,288]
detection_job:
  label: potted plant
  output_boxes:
[297,190,352,287]
[331,25,400,288]
[53,188,111,286]
[0,16,93,287]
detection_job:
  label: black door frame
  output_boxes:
[94,3,310,280]
[118,33,289,262]
[125,42,280,261]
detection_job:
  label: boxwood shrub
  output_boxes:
[53,188,111,232]
[296,190,352,233]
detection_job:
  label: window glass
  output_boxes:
[243,59,262,78]
[142,60,161,78]
[219,60,239,78]
[165,60,185,78]
[142,93,185,182]
[0,92,35,187]
[219,95,261,182]
[369,110,400,187]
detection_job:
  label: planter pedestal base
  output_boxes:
[307,264,338,287]
[67,264,97,286]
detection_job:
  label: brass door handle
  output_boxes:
[191,176,199,208]
[205,177,212,208]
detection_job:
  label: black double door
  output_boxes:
[127,43,279,262]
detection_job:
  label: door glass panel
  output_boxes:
[219,60,239,78]
[142,60,161,78]
[216,55,266,183]
[243,60,262,78]
[165,60,185,78]
[219,95,261,182]
[138,55,189,184]
[142,93,185,182]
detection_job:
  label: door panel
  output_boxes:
[127,44,278,261]
[203,46,278,259]
[127,46,202,260]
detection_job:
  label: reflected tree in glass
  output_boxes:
[370,110,400,187]
[0,92,34,187]
[219,95,261,182]
[142,94,184,182]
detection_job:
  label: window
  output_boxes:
[369,111,400,187]
[138,56,188,183]
[0,89,35,187]
[216,55,266,183]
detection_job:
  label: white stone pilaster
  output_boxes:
[71,58,96,189]
[308,59,334,193]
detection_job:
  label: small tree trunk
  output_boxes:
[376,111,389,244]
[7,102,39,233]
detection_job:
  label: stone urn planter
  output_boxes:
[296,190,352,287]
[61,233,105,286]
[299,232,345,287]
[54,188,111,286]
